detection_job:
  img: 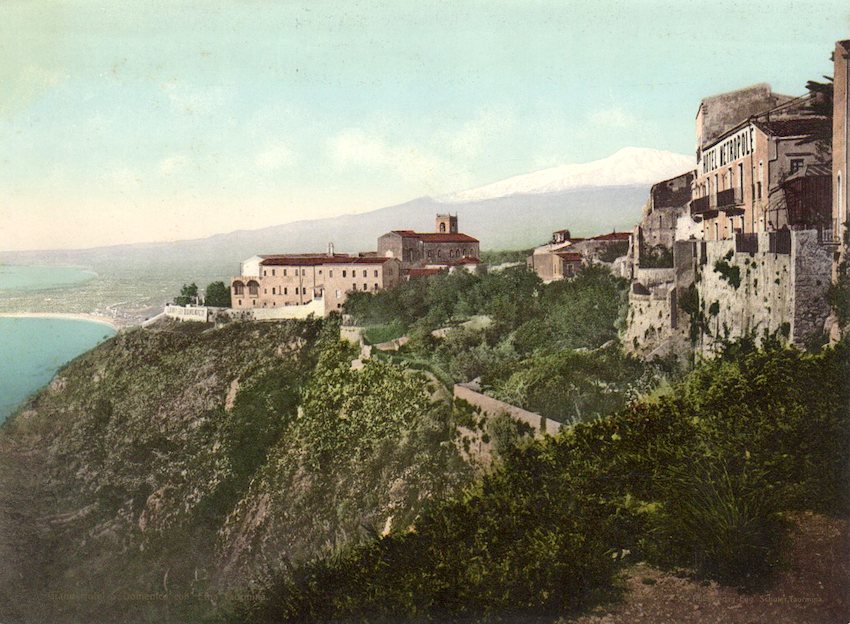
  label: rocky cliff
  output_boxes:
[0,318,470,623]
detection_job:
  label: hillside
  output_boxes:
[0,318,472,623]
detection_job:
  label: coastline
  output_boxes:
[0,312,125,331]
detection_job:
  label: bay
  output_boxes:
[0,317,115,423]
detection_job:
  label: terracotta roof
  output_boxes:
[260,255,394,266]
[555,252,583,262]
[590,231,631,242]
[752,117,832,139]
[390,230,479,243]
[407,268,446,278]
[453,256,481,265]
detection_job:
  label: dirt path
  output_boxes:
[570,512,850,624]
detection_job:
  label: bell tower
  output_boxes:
[436,213,458,233]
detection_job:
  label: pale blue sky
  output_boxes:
[0,0,847,250]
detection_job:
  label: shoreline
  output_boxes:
[0,312,126,331]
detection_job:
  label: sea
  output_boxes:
[0,266,117,423]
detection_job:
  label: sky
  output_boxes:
[0,0,847,251]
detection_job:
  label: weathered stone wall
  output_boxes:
[164,304,210,322]
[695,230,831,355]
[791,230,834,343]
[453,383,562,436]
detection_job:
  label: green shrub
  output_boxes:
[652,458,786,583]
[713,259,741,289]
[363,319,407,344]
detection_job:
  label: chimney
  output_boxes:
[328,242,335,256]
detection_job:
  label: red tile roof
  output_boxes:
[391,230,479,243]
[752,117,832,139]
[555,252,583,262]
[260,255,394,266]
[407,268,446,278]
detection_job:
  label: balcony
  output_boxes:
[735,232,758,254]
[716,187,744,215]
[690,195,715,219]
[818,219,843,245]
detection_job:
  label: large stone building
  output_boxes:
[527,229,631,282]
[691,86,832,241]
[834,41,850,252]
[231,253,401,315]
[377,214,480,270]
[625,57,843,360]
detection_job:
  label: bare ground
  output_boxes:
[570,512,850,624]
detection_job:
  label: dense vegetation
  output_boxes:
[0,318,472,624]
[231,337,850,623]
[346,265,671,424]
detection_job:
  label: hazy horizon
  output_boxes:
[1,1,846,251]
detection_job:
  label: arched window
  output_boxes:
[247,280,260,296]
[439,223,446,232]
[233,280,245,295]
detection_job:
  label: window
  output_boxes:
[318,269,322,275]
[737,163,743,197]
[374,270,378,277]
[329,270,333,277]
[263,288,267,294]
[272,269,276,276]
[302,268,306,276]
[335,289,341,298]
[247,280,259,296]
[439,222,446,232]
[342,270,347,277]
[284,287,288,295]
[233,281,245,295]
[238,299,242,306]
[362,283,366,290]
[283,269,287,276]
[362,269,367,278]
[790,158,804,174]
[373,283,378,290]
[272,287,276,295]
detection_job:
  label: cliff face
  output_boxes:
[0,319,470,623]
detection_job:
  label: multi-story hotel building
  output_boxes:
[231,253,401,314]
[691,85,832,240]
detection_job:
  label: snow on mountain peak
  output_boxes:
[440,147,695,203]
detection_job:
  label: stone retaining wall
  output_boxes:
[453,383,562,436]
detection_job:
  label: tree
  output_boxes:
[805,75,833,117]
[205,281,231,308]
[173,282,199,306]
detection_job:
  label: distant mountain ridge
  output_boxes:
[2,147,694,274]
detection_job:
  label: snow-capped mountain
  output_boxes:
[4,147,695,279]
[441,147,694,203]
